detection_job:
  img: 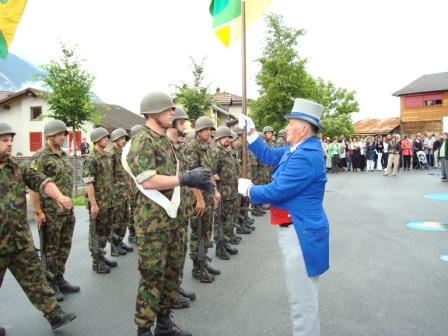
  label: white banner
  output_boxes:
[443,117,448,133]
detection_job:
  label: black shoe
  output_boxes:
[215,245,230,260]
[56,275,80,294]
[229,236,241,245]
[224,243,238,255]
[48,311,77,330]
[237,223,252,234]
[120,242,134,252]
[191,264,214,283]
[111,244,127,257]
[92,260,111,274]
[101,256,117,268]
[0,325,5,336]
[178,287,196,301]
[128,233,137,244]
[244,221,255,231]
[50,280,64,302]
[138,327,154,336]
[172,293,190,309]
[205,261,221,275]
[154,313,191,336]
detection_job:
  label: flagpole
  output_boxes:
[241,0,248,178]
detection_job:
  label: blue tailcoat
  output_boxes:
[248,136,329,276]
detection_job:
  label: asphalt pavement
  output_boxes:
[1,169,447,336]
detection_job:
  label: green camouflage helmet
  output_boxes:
[278,129,287,137]
[44,119,68,137]
[173,107,189,122]
[194,116,215,132]
[214,125,231,140]
[234,127,243,135]
[130,125,144,138]
[0,122,16,137]
[263,126,274,133]
[90,127,110,143]
[110,128,129,142]
[140,91,175,115]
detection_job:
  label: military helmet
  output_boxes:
[44,120,68,137]
[90,127,110,143]
[130,125,144,138]
[0,122,16,137]
[194,116,215,132]
[263,126,274,133]
[173,107,188,122]
[278,129,287,137]
[231,131,238,140]
[234,127,243,135]
[214,125,232,140]
[140,92,175,115]
[110,128,129,142]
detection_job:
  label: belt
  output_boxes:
[279,223,292,228]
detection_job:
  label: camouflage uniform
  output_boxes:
[82,147,114,258]
[0,159,62,320]
[107,145,130,243]
[276,138,287,148]
[213,144,239,236]
[183,138,215,261]
[30,144,75,278]
[126,126,181,328]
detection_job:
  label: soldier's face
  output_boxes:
[265,132,273,140]
[218,136,231,148]
[0,134,13,161]
[159,108,175,128]
[48,132,67,148]
[197,128,212,141]
[97,136,109,149]
[115,137,127,148]
[175,119,186,133]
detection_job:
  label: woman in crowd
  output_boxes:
[328,136,341,173]
[384,135,401,176]
[365,136,376,172]
[401,135,412,171]
[375,135,384,171]
[350,137,361,172]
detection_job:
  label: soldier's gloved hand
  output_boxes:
[179,168,213,192]
[238,114,256,132]
[238,178,253,197]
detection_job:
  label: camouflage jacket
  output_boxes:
[175,143,195,220]
[183,139,216,196]
[127,126,179,232]
[213,145,238,200]
[276,139,287,148]
[30,144,73,214]
[0,159,51,253]
[232,146,257,180]
[107,145,129,196]
[83,146,114,209]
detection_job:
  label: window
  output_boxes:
[29,132,42,152]
[404,92,443,108]
[30,106,42,120]
[424,99,442,106]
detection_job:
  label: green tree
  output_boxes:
[174,57,215,123]
[38,45,100,195]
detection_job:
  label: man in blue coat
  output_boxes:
[238,98,329,336]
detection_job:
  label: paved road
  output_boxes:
[1,170,447,336]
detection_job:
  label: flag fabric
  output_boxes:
[210,0,272,47]
[0,0,28,59]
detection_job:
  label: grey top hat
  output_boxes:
[284,98,324,130]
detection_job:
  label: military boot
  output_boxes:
[178,287,196,301]
[120,241,134,252]
[244,220,256,231]
[154,313,191,336]
[0,325,5,336]
[191,261,214,283]
[138,327,154,336]
[111,243,127,257]
[128,226,137,244]
[250,208,263,216]
[205,260,221,275]
[50,279,64,302]
[224,243,238,255]
[229,232,242,245]
[215,243,230,260]
[101,256,117,268]
[92,259,111,274]
[48,311,77,330]
[56,275,80,294]
[172,293,190,309]
[236,223,252,234]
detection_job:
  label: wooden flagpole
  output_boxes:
[241,0,248,178]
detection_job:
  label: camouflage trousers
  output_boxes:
[88,208,113,258]
[0,240,61,320]
[111,196,130,243]
[42,211,75,277]
[189,194,214,261]
[129,197,137,235]
[221,198,239,236]
[135,228,181,328]
[177,224,188,285]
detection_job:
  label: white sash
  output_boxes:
[121,139,181,219]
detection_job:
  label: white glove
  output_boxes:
[238,178,253,197]
[238,114,256,132]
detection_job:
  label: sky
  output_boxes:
[9,0,447,122]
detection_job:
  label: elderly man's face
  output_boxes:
[286,119,307,144]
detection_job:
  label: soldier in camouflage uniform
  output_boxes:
[276,129,287,147]
[83,127,117,274]
[107,128,134,256]
[184,116,222,282]
[166,107,197,310]
[128,125,145,244]
[29,120,80,302]
[0,122,77,331]
[126,92,212,336]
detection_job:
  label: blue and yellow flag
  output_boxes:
[0,0,28,59]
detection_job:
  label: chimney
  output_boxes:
[216,87,220,93]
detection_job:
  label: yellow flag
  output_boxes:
[0,0,28,59]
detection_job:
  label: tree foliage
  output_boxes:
[251,14,359,136]
[174,57,215,122]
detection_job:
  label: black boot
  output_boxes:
[111,243,127,257]
[224,243,238,255]
[154,313,191,336]
[50,279,64,302]
[244,221,256,231]
[172,293,190,309]
[101,256,117,268]
[92,259,111,274]
[178,287,196,301]
[191,262,214,283]
[0,325,5,336]
[205,261,221,275]
[56,275,80,294]
[138,327,154,336]
[128,232,137,244]
[229,232,242,245]
[215,243,230,260]
[48,311,77,330]
[236,223,252,234]
[120,241,134,252]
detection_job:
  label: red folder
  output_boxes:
[270,206,292,225]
